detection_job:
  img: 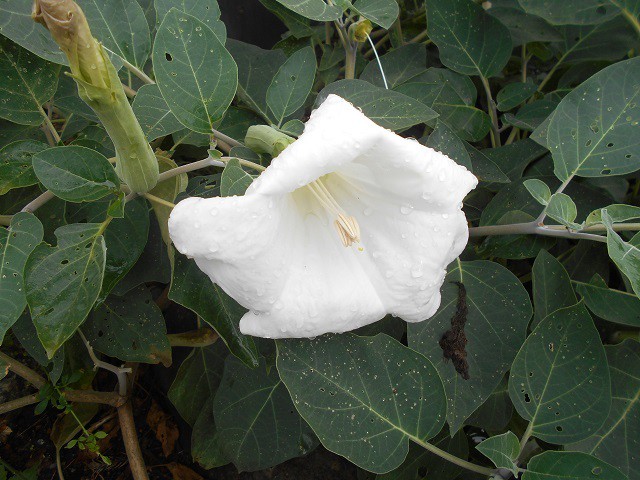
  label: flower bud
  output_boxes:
[33,0,159,193]
[348,19,373,43]
[245,125,296,158]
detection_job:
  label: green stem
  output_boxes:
[481,76,501,147]
[344,43,357,79]
[120,57,154,85]
[412,437,495,476]
[518,422,534,461]
[39,105,62,145]
[469,221,608,243]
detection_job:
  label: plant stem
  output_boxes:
[0,351,46,388]
[120,57,154,85]
[0,394,39,415]
[481,76,501,147]
[0,215,12,226]
[40,105,62,145]
[143,192,175,209]
[469,221,609,243]
[408,30,428,44]
[505,127,519,145]
[79,330,130,397]
[344,43,357,79]
[118,399,149,480]
[412,437,495,476]
[518,422,534,461]
[167,328,219,347]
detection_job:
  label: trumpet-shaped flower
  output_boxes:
[168,95,477,338]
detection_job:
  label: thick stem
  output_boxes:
[0,351,46,388]
[469,221,608,243]
[79,331,130,397]
[118,400,149,480]
[344,44,357,80]
[0,394,39,415]
[481,76,501,147]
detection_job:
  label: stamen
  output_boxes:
[306,179,361,247]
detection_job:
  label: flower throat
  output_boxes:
[306,178,361,247]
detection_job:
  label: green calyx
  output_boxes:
[245,125,296,158]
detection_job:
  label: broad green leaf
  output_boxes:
[279,119,305,136]
[426,0,512,78]
[546,193,580,228]
[79,0,151,67]
[259,0,315,39]
[0,120,47,149]
[532,250,577,326]
[497,82,537,112]
[466,145,510,183]
[352,0,399,29]
[0,213,43,344]
[517,0,620,24]
[488,6,562,46]
[466,376,513,431]
[169,253,259,367]
[360,44,426,89]
[503,98,558,132]
[0,140,48,195]
[523,451,627,480]
[132,84,184,141]
[534,58,640,180]
[317,79,438,131]
[524,179,551,205]
[425,121,472,170]
[213,356,317,471]
[54,74,97,121]
[168,342,227,425]
[67,197,149,302]
[267,46,316,126]
[272,0,341,21]
[569,339,640,480]
[154,0,226,42]
[25,223,107,358]
[0,37,60,126]
[603,211,640,297]
[227,40,287,123]
[192,397,229,468]
[575,274,640,327]
[376,431,469,480]
[476,431,520,475]
[509,303,611,444]
[0,0,67,64]
[586,204,640,226]
[32,146,120,203]
[220,159,253,197]
[556,18,637,64]
[83,286,171,366]
[277,333,447,473]
[153,9,238,133]
[408,261,531,433]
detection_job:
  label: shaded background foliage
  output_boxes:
[1,0,640,479]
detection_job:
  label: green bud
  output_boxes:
[33,0,159,193]
[245,125,296,158]
[349,19,373,43]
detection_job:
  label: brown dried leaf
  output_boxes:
[165,462,204,480]
[146,400,179,457]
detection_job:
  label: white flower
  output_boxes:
[168,94,477,339]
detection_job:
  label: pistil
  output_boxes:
[306,179,361,247]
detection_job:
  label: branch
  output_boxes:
[118,399,149,480]
[468,221,608,243]
[480,76,501,147]
[79,330,131,397]
[0,394,39,415]
[0,351,46,388]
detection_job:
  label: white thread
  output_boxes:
[366,33,389,90]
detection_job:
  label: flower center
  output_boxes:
[306,178,361,247]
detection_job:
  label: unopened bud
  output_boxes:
[245,125,296,158]
[349,19,373,43]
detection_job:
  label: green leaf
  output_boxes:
[227,40,287,123]
[25,223,106,358]
[259,0,315,39]
[83,286,171,366]
[575,274,640,327]
[79,0,151,67]
[352,0,399,29]
[408,260,531,434]
[603,210,640,297]
[426,0,512,78]
[476,431,520,475]
[360,44,426,89]
[546,193,580,228]
[0,0,68,64]
[0,213,43,344]
[508,303,611,444]
[192,398,229,468]
[154,0,226,42]
[277,333,446,473]
[466,376,513,431]
[425,121,472,170]
[586,204,640,226]
[267,46,316,126]
[0,37,60,126]
[466,144,510,183]
[517,0,620,25]
[213,355,317,471]
[497,82,537,112]
[67,198,149,302]
[272,0,341,21]
[220,159,253,197]
[524,179,551,205]
[153,9,238,133]
[147,155,187,247]
[132,84,184,141]
[569,339,640,480]
[523,451,627,480]
[503,98,558,132]
[376,431,469,480]
[169,253,259,367]
[317,79,438,130]
[534,58,640,180]
[0,120,47,149]
[532,250,577,326]
[168,342,227,425]
[488,6,562,46]
[32,146,120,203]
[0,140,48,195]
